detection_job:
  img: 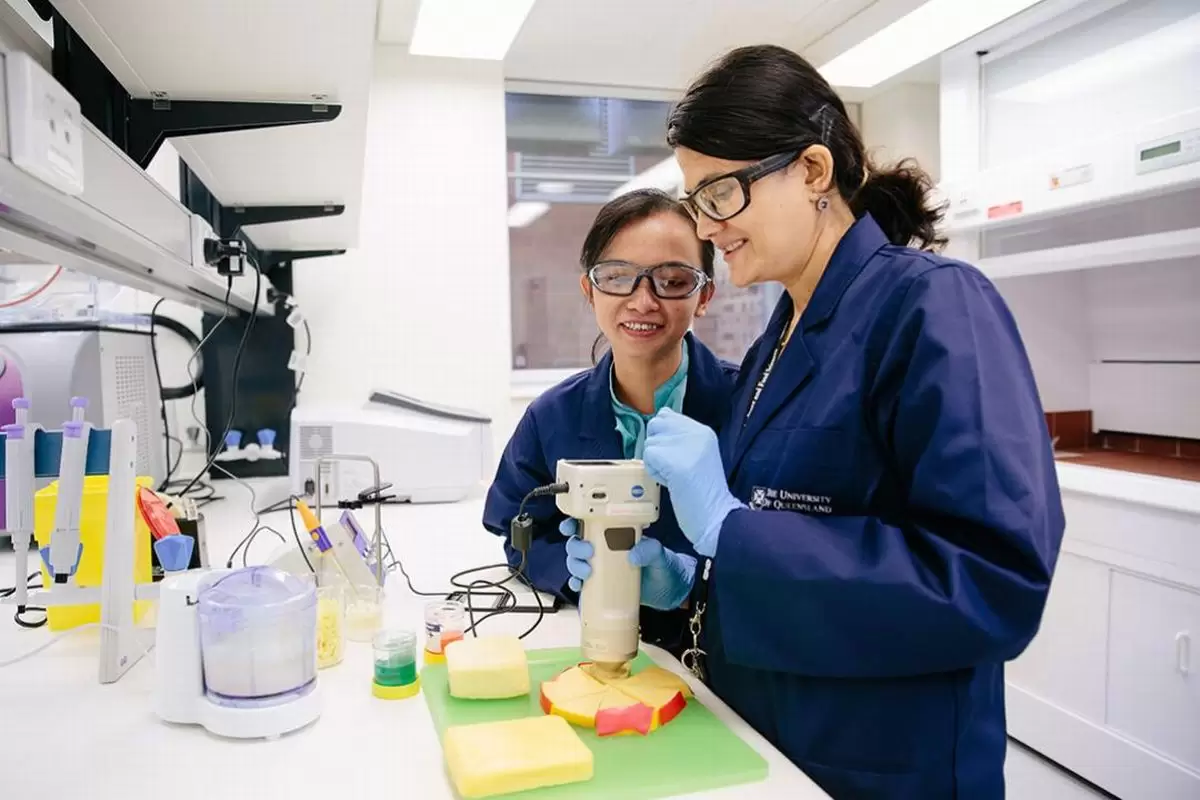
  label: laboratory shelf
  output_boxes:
[977,227,1200,280]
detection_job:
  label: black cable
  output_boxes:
[150,313,205,399]
[296,318,311,393]
[2,571,47,628]
[224,524,286,569]
[149,297,172,492]
[385,483,562,640]
[177,271,260,498]
[165,435,184,480]
[14,606,46,628]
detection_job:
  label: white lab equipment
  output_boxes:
[266,508,384,590]
[289,389,492,506]
[0,398,152,683]
[554,459,660,670]
[154,566,322,739]
[0,326,167,490]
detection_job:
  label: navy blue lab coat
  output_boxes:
[704,214,1065,799]
[483,331,738,655]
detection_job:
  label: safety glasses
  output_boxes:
[680,151,802,223]
[587,261,710,299]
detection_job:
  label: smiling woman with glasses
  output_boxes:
[482,188,739,659]
[622,44,1064,800]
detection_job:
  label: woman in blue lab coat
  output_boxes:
[483,188,738,655]
[617,46,1064,799]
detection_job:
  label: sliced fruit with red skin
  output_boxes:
[595,699,654,736]
[539,664,692,735]
[539,666,608,728]
[616,666,693,698]
[654,690,687,726]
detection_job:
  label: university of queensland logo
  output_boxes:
[749,487,768,510]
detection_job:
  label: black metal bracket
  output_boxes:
[26,0,52,21]
[216,204,344,241]
[48,12,341,169]
[179,162,344,274]
[127,97,340,170]
[259,249,347,273]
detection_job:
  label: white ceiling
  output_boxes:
[45,0,938,256]
[50,0,378,252]
[377,0,939,100]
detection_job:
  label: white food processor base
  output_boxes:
[196,684,322,740]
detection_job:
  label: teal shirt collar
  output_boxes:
[609,342,689,459]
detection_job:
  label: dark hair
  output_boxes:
[580,188,715,275]
[581,188,714,364]
[666,44,946,251]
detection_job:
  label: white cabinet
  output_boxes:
[1005,470,1200,800]
[1108,572,1200,771]
[1006,553,1110,721]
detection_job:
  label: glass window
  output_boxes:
[506,91,777,372]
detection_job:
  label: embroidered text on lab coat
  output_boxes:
[749,486,833,514]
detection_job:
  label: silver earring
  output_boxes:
[816,196,830,211]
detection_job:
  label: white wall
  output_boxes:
[995,259,1200,428]
[293,48,514,462]
[1086,261,1200,363]
[861,82,941,182]
[994,272,1093,412]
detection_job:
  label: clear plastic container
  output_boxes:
[345,584,384,642]
[374,629,419,687]
[197,566,317,707]
[424,599,467,655]
[316,585,345,669]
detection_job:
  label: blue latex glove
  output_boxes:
[642,407,745,558]
[560,518,697,610]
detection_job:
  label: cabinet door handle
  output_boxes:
[1177,632,1191,676]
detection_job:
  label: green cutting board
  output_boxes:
[422,646,768,799]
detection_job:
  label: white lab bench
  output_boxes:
[1006,462,1200,800]
[0,478,827,799]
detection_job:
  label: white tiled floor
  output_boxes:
[1006,740,1113,799]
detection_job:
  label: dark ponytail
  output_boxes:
[581,188,715,365]
[666,44,947,251]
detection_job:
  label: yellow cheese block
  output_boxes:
[443,715,594,798]
[445,635,530,699]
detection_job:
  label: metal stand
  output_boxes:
[313,455,384,585]
[0,398,153,684]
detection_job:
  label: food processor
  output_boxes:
[154,566,322,739]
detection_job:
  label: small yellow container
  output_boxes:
[317,585,346,669]
[33,475,154,631]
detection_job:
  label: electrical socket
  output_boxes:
[4,50,84,195]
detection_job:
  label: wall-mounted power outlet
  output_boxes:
[4,50,85,195]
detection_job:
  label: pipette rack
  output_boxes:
[0,396,154,684]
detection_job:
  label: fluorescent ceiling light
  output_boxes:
[819,0,1042,88]
[995,12,1200,104]
[507,201,549,228]
[609,157,684,199]
[409,0,538,60]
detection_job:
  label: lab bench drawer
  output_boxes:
[1107,571,1200,772]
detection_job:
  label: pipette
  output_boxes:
[46,397,90,583]
[2,398,40,607]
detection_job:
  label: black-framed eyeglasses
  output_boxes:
[680,151,802,223]
[587,261,710,299]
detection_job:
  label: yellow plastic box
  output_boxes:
[33,475,154,631]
